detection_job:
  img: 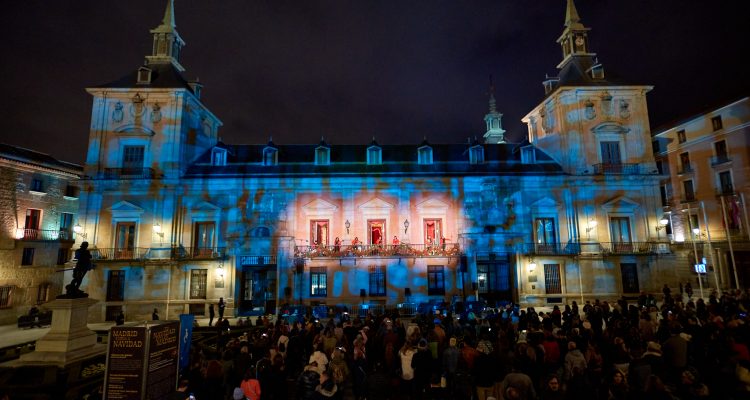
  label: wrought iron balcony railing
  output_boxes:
[101,168,156,180]
[599,242,656,255]
[294,243,461,258]
[716,184,735,196]
[710,155,731,166]
[17,229,75,242]
[171,247,227,260]
[516,242,581,255]
[593,163,641,175]
[677,164,694,175]
[90,247,227,262]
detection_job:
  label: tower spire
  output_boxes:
[145,0,186,72]
[483,76,506,144]
[555,0,594,70]
[564,0,583,30]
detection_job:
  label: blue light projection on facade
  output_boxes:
[69,0,678,322]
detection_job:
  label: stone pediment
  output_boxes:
[602,196,640,212]
[109,200,145,217]
[193,201,221,212]
[109,200,143,213]
[303,199,338,213]
[591,122,630,135]
[416,198,448,211]
[114,124,156,136]
[530,196,558,209]
[358,198,394,210]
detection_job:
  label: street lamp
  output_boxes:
[73,223,87,239]
[153,222,164,239]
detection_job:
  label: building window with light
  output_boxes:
[310,220,329,246]
[106,270,125,301]
[193,222,216,256]
[427,265,445,295]
[714,140,728,163]
[711,116,723,131]
[21,248,35,266]
[367,146,382,165]
[544,264,562,294]
[315,146,330,165]
[0,286,13,309]
[115,222,136,259]
[609,217,632,252]
[677,129,686,144]
[469,145,484,164]
[683,180,695,202]
[418,146,433,165]
[36,283,50,304]
[190,269,208,299]
[369,266,386,296]
[679,152,691,173]
[534,218,556,253]
[310,267,327,297]
[211,148,227,166]
[122,145,145,171]
[263,147,278,166]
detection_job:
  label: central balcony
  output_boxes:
[294,243,461,259]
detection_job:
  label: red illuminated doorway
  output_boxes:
[423,219,442,245]
[310,220,329,246]
[368,219,385,245]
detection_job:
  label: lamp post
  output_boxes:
[656,217,669,239]
[687,218,704,300]
[73,223,87,240]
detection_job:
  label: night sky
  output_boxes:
[1,1,749,165]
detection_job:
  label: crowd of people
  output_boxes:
[175,287,750,400]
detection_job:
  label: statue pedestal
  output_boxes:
[19,297,105,367]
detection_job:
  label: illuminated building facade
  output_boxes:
[653,96,750,291]
[0,144,81,324]
[74,0,677,321]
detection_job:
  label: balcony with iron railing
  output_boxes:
[294,243,461,259]
[676,163,694,175]
[515,242,581,256]
[599,242,657,255]
[592,163,641,175]
[90,246,227,262]
[16,229,75,242]
[716,184,735,196]
[710,155,731,166]
[100,168,156,180]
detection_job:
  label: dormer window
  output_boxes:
[137,67,152,84]
[263,147,278,166]
[521,147,536,164]
[469,145,484,165]
[211,148,227,166]
[315,146,330,165]
[418,146,433,165]
[589,63,605,80]
[367,145,382,165]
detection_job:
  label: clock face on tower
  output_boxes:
[575,37,584,47]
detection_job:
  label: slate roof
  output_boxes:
[94,63,194,93]
[0,143,82,175]
[185,142,563,178]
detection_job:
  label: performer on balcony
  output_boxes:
[392,236,400,246]
[352,236,361,251]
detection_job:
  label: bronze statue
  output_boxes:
[61,241,94,298]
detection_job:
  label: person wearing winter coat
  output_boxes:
[298,364,322,400]
[563,341,587,382]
